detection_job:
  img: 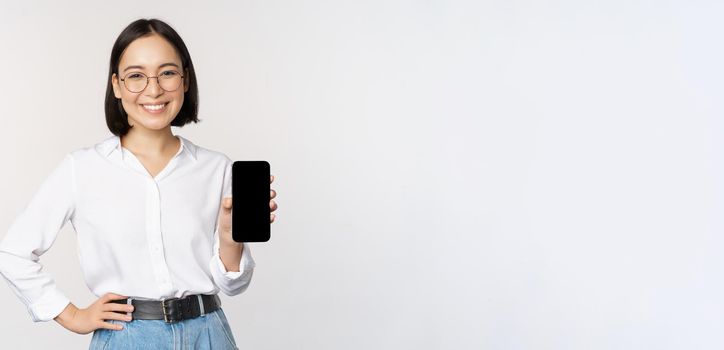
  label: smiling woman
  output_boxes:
[0,17,278,350]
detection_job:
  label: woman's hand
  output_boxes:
[54,293,134,335]
[218,175,277,245]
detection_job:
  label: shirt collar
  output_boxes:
[100,134,198,161]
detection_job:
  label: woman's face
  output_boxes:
[111,34,189,132]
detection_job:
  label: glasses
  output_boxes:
[120,70,185,93]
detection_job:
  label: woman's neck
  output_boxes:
[120,128,179,158]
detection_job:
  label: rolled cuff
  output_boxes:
[28,287,70,322]
[209,242,255,296]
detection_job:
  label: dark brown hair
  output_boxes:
[105,18,201,136]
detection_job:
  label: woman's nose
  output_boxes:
[144,77,163,96]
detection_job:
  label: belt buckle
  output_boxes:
[162,298,180,323]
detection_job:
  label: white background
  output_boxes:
[1,0,723,349]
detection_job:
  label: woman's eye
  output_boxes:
[161,70,178,76]
[127,73,144,79]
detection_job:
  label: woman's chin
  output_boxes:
[128,118,172,130]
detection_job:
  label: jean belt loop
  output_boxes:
[197,295,205,315]
[126,298,133,316]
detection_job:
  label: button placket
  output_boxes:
[146,177,173,294]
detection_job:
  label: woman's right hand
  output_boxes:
[54,293,135,334]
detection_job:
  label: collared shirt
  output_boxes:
[0,134,255,322]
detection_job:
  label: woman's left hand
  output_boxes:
[218,175,277,244]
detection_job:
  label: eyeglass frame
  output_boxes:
[119,69,186,93]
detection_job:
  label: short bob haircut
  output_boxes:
[105,18,200,136]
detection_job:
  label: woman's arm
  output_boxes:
[0,154,76,322]
[207,157,256,295]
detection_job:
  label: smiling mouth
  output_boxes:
[141,103,168,113]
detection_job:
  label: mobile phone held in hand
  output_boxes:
[232,161,271,242]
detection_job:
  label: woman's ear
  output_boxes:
[184,68,190,93]
[111,73,122,99]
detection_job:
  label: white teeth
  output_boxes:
[143,103,166,111]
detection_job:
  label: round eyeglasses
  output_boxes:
[120,70,185,93]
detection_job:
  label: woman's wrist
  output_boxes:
[54,302,78,328]
[219,234,243,272]
[219,230,242,247]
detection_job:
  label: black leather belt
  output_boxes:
[109,294,221,323]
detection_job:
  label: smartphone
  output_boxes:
[231,161,271,242]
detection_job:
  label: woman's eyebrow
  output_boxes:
[123,62,180,72]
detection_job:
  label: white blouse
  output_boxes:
[0,134,255,322]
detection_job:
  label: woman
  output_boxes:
[0,18,277,349]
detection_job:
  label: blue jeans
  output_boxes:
[88,308,239,349]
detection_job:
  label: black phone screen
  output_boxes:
[231,161,271,242]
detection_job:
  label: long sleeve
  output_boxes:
[208,155,255,296]
[0,154,76,322]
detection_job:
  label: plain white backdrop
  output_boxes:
[1,0,723,349]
